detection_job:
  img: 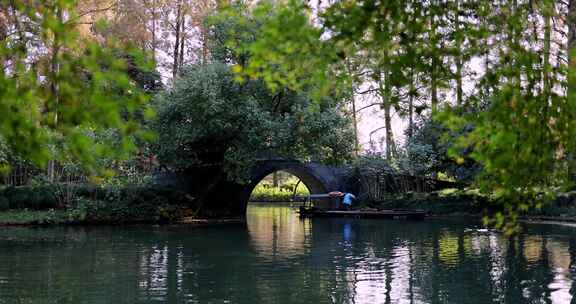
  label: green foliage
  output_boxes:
[0,210,71,225]
[0,184,194,224]
[0,1,152,175]
[250,180,309,201]
[250,176,310,201]
[233,0,575,232]
[153,63,354,180]
[205,1,260,66]
[396,141,438,177]
[399,118,480,181]
[67,186,193,223]
[354,153,397,176]
[0,185,58,210]
[367,190,486,215]
[221,0,346,99]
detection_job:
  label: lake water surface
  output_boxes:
[0,203,575,303]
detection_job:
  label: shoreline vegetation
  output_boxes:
[1,184,575,227]
[0,184,196,226]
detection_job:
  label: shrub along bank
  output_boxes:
[249,183,310,202]
[363,188,576,222]
[0,185,196,225]
[3,185,576,225]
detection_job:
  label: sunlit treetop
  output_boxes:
[0,0,154,176]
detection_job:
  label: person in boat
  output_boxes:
[341,192,356,210]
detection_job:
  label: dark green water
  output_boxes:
[0,204,575,304]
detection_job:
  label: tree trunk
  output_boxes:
[200,23,209,63]
[272,172,279,187]
[542,6,551,96]
[454,0,463,107]
[455,56,463,106]
[408,67,415,140]
[430,1,439,114]
[512,0,521,88]
[568,0,576,179]
[48,7,64,182]
[351,94,359,157]
[346,60,359,157]
[383,102,394,160]
[179,14,186,72]
[151,0,157,61]
[382,70,395,160]
[172,0,182,79]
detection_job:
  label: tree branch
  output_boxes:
[66,3,117,25]
[355,102,382,113]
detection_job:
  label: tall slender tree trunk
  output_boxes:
[179,15,186,72]
[431,65,438,113]
[346,60,360,157]
[47,7,64,183]
[455,57,463,106]
[430,6,439,114]
[172,0,183,79]
[512,0,521,88]
[540,3,552,175]
[151,0,157,62]
[201,24,209,63]
[454,0,463,107]
[351,94,359,157]
[568,0,576,179]
[408,70,414,140]
[542,6,551,97]
[272,172,279,187]
[383,102,394,160]
[381,70,395,160]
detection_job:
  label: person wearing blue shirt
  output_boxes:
[341,193,356,210]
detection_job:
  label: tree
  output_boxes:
[0,1,151,175]
[233,0,576,232]
[152,63,354,181]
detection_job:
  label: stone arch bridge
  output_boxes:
[155,159,352,218]
[155,159,458,218]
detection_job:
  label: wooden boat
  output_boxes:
[298,207,427,220]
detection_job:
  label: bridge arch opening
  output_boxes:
[247,168,329,203]
[175,160,344,218]
[238,161,340,216]
[249,170,311,202]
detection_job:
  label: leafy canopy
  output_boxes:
[0,1,153,175]
[231,0,576,232]
[153,63,354,180]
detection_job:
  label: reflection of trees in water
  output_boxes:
[307,222,575,304]
[246,204,312,259]
[0,217,574,303]
[547,239,572,303]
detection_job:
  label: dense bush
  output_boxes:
[0,186,59,210]
[0,184,196,223]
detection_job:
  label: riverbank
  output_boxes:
[0,184,197,226]
[2,185,576,226]
[365,188,576,222]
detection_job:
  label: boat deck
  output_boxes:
[298,208,427,220]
